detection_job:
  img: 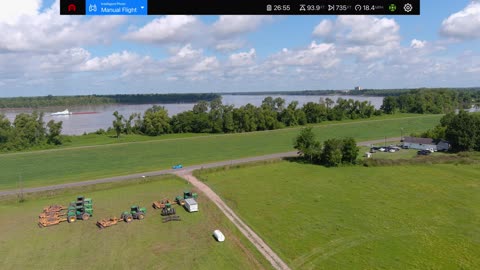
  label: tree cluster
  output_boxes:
[415,111,480,152]
[294,127,359,167]
[380,89,472,114]
[0,113,63,151]
[0,93,220,109]
[109,96,377,137]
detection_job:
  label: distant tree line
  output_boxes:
[106,96,378,137]
[380,89,474,114]
[416,111,480,152]
[0,93,220,108]
[223,87,480,97]
[294,127,359,167]
[0,113,63,151]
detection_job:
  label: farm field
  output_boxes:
[196,161,480,269]
[0,114,442,190]
[0,176,271,270]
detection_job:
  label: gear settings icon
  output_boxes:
[404,3,413,13]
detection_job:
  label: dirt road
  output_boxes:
[0,137,399,197]
[176,172,291,270]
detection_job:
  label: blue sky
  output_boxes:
[0,0,479,97]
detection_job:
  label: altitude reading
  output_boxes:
[335,5,349,11]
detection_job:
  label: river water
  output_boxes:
[0,95,384,135]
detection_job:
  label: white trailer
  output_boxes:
[184,198,198,212]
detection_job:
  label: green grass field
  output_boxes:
[0,115,442,190]
[196,161,480,269]
[0,176,271,270]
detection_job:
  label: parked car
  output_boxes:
[172,164,183,169]
[379,148,386,152]
[401,145,409,149]
[417,150,431,156]
[388,147,400,152]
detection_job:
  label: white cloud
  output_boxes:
[0,0,126,52]
[123,15,268,51]
[0,0,41,24]
[314,16,400,62]
[80,51,149,72]
[440,2,480,40]
[268,41,339,68]
[192,57,220,72]
[213,16,272,37]
[336,16,400,46]
[467,67,480,73]
[168,44,203,67]
[124,16,203,44]
[215,40,246,52]
[229,48,256,66]
[411,39,427,49]
[313,20,333,37]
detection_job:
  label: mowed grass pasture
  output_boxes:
[0,176,271,270]
[0,114,442,190]
[196,161,480,269]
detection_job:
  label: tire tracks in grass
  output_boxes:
[292,229,433,269]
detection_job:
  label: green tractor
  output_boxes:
[175,190,198,205]
[121,205,146,223]
[161,203,176,216]
[67,196,93,223]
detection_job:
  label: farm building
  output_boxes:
[402,137,450,151]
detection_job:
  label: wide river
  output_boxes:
[1,95,384,135]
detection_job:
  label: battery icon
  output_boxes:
[266,4,272,11]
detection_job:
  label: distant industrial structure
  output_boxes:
[354,86,362,91]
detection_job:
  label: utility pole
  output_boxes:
[385,136,387,147]
[18,173,25,203]
[401,127,404,142]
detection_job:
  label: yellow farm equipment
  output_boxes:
[38,205,68,228]
[96,217,122,229]
[152,198,178,209]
